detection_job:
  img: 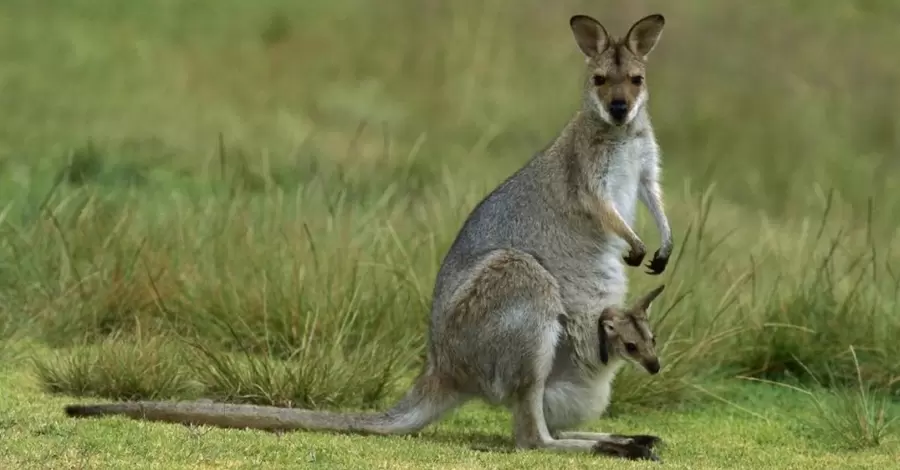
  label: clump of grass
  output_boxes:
[33,335,199,401]
[179,282,423,410]
[170,206,428,409]
[21,191,182,348]
[743,347,897,450]
[188,338,412,410]
[725,197,900,393]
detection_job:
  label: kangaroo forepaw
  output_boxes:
[623,245,647,267]
[644,250,668,275]
[592,434,663,462]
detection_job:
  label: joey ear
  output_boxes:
[570,15,610,59]
[636,284,666,314]
[625,14,665,59]
[598,321,609,364]
[598,311,615,364]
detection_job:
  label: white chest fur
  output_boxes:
[597,137,647,226]
[542,359,625,432]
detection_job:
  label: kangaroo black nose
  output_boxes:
[644,358,660,375]
[609,100,628,121]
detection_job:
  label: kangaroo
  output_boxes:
[65,285,667,460]
[64,13,673,461]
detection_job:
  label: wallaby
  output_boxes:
[65,13,673,461]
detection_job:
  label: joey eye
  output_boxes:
[631,76,644,86]
[592,75,607,86]
[625,342,638,353]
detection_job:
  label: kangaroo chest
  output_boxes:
[548,136,648,311]
[596,139,645,226]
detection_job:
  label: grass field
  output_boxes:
[1,0,899,468]
[4,356,899,469]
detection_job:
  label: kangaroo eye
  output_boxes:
[631,76,644,86]
[593,75,607,86]
[625,342,638,353]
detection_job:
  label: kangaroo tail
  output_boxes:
[64,373,460,436]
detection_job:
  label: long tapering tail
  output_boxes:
[64,373,460,435]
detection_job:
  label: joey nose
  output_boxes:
[609,100,628,121]
[644,359,660,375]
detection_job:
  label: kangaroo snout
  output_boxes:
[643,358,660,374]
[608,99,628,123]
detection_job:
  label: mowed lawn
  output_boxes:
[1,355,897,470]
[1,0,900,469]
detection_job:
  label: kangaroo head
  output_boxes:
[597,284,665,374]
[569,14,665,126]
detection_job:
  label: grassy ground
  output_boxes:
[3,353,899,469]
[1,0,899,468]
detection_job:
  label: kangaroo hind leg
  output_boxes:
[513,386,660,460]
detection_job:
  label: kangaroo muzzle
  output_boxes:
[643,358,660,375]
[608,99,628,123]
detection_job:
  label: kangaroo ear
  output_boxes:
[636,284,665,315]
[625,14,665,59]
[570,15,610,59]
[598,311,614,364]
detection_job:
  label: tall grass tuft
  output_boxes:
[34,335,198,401]
[742,348,897,450]
[726,197,900,393]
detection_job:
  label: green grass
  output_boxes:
[1,0,900,467]
[2,356,898,469]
